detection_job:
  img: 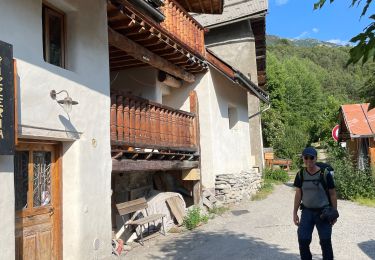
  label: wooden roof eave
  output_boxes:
[109,0,206,60]
[108,0,208,74]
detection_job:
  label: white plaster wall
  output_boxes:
[0,1,112,259]
[110,67,162,102]
[0,156,15,260]
[163,67,252,188]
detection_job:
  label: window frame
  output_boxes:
[42,3,66,68]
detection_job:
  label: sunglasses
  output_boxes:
[303,155,315,160]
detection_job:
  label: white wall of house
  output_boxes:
[163,67,252,188]
[110,67,162,102]
[0,155,15,260]
[0,1,112,259]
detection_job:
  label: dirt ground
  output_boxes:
[118,182,375,260]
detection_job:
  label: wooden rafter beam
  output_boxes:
[108,27,195,82]
[112,159,199,173]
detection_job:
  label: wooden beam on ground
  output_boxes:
[112,159,199,173]
[108,27,195,83]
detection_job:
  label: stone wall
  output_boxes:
[215,170,262,204]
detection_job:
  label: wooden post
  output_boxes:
[13,59,19,146]
[193,181,201,205]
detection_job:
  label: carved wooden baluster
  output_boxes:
[116,95,124,142]
[135,100,141,143]
[168,110,173,147]
[140,102,146,144]
[155,107,161,146]
[123,97,129,143]
[194,25,199,53]
[123,97,130,143]
[150,105,156,145]
[159,108,164,146]
[110,94,117,141]
[145,103,150,145]
[171,111,176,147]
[129,98,135,144]
[184,115,188,147]
[177,113,181,147]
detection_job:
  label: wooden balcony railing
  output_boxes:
[160,0,205,55]
[110,93,197,152]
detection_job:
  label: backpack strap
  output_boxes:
[319,168,332,206]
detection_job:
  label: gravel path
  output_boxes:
[121,182,375,260]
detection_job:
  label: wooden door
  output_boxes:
[14,143,61,260]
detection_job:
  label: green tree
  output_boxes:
[314,0,374,65]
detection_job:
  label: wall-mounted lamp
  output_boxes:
[50,90,78,113]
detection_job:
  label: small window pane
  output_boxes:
[42,5,65,68]
[33,151,52,207]
[14,152,29,211]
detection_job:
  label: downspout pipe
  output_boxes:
[127,0,165,22]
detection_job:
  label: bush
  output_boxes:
[264,168,290,182]
[183,207,209,230]
[328,146,375,200]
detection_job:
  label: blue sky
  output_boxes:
[267,0,375,45]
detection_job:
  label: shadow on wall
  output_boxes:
[59,115,80,139]
[358,240,375,259]
[148,230,299,260]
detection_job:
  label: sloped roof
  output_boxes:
[206,49,269,103]
[174,0,224,14]
[339,103,375,139]
[192,0,268,27]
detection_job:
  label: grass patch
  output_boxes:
[251,179,276,201]
[353,197,375,207]
[183,206,209,230]
[208,206,229,216]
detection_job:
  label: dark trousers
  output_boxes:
[297,209,333,260]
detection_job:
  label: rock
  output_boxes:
[215,184,230,190]
[215,195,225,201]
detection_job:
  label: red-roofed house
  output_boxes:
[338,103,375,171]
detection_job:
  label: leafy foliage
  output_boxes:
[263,41,374,165]
[183,207,209,230]
[314,0,374,65]
[264,168,290,182]
[327,144,375,199]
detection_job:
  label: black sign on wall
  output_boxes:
[0,40,15,155]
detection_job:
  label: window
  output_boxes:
[42,4,65,67]
[228,105,238,130]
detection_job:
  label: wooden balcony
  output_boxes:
[107,0,207,75]
[110,93,198,153]
[160,0,205,55]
